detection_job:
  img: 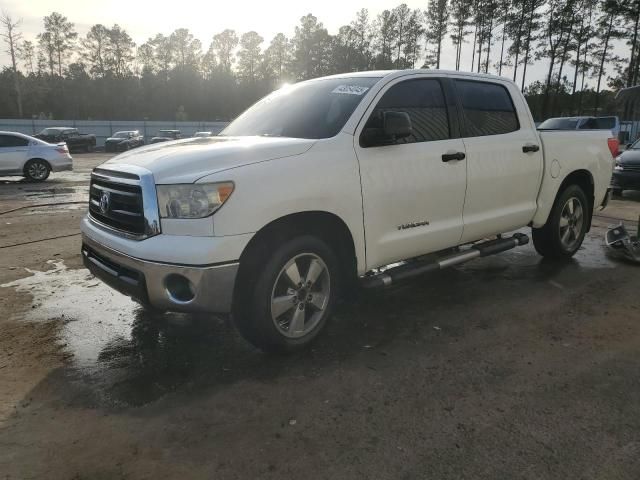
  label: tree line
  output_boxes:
[0,0,638,122]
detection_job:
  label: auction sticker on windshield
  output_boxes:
[331,85,370,95]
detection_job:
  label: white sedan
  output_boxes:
[0,131,73,181]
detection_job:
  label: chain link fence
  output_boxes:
[0,119,229,147]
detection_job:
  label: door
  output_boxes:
[0,134,29,174]
[453,79,543,243]
[355,76,468,270]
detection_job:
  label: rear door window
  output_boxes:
[0,135,29,147]
[455,80,519,137]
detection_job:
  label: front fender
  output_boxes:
[200,134,368,274]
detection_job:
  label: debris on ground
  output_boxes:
[606,219,640,264]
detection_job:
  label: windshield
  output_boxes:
[630,139,640,150]
[538,118,580,130]
[113,132,131,138]
[39,128,63,135]
[221,77,381,139]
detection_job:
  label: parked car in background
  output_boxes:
[150,130,181,144]
[0,131,72,181]
[104,130,145,152]
[612,138,640,196]
[193,131,213,137]
[538,116,621,139]
[82,70,614,353]
[35,127,97,152]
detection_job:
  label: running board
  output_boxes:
[361,233,530,289]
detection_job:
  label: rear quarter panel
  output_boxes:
[532,130,614,227]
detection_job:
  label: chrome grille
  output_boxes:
[88,166,160,239]
[622,164,640,173]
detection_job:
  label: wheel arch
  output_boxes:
[556,169,595,232]
[534,168,595,231]
[23,157,52,172]
[232,211,359,311]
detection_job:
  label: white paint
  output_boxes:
[82,70,613,280]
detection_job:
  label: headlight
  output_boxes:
[614,160,624,171]
[156,182,234,219]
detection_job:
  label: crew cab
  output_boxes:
[36,127,97,152]
[81,70,614,352]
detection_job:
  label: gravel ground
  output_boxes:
[1,152,640,479]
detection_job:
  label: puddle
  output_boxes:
[1,260,137,368]
[0,185,89,214]
[0,229,622,408]
[2,185,89,203]
[0,171,91,185]
[0,261,268,407]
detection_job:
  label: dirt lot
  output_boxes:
[1,153,640,479]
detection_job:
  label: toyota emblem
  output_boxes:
[99,191,111,214]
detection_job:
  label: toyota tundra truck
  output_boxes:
[81,70,615,352]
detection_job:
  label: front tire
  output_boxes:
[24,159,50,182]
[233,235,340,353]
[532,184,589,259]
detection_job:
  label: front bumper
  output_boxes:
[612,171,640,190]
[81,233,238,313]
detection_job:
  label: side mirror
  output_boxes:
[361,111,412,147]
[382,111,412,139]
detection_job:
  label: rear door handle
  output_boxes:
[522,144,540,153]
[442,151,466,162]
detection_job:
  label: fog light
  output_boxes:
[165,274,195,303]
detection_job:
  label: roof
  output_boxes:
[0,130,31,137]
[306,69,518,87]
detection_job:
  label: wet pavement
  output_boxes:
[1,154,640,478]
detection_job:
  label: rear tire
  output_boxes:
[532,184,589,259]
[233,235,340,353]
[23,159,50,182]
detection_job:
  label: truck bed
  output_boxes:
[532,130,614,228]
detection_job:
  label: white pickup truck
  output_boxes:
[81,70,615,352]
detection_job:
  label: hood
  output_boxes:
[619,149,640,165]
[100,136,316,183]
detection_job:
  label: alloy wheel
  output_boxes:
[270,253,330,338]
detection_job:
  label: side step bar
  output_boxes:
[361,233,530,289]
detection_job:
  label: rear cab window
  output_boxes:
[455,79,520,137]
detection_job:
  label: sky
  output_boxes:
[0,0,625,88]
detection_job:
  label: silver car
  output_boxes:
[0,131,73,181]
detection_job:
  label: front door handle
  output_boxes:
[522,144,540,153]
[442,151,466,162]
